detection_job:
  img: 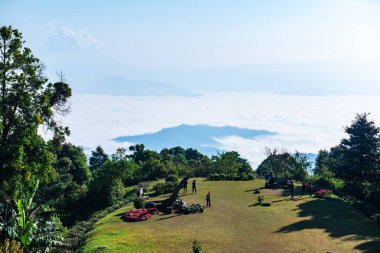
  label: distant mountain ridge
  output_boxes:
[76,76,199,97]
[113,124,274,156]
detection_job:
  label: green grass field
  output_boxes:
[82,179,380,253]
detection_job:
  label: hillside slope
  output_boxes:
[82,180,380,253]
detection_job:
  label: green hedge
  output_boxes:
[207,173,255,181]
[153,181,179,194]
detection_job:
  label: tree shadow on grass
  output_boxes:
[272,196,307,203]
[245,187,265,192]
[276,198,380,253]
[155,214,181,222]
[178,193,193,197]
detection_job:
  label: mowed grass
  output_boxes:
[82,179,380,253]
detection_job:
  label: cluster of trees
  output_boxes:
[256,148,311,181]
[312,113,380,207]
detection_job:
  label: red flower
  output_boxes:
[124,208,160,222]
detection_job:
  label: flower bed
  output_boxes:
[314,189,331,198]
[124,208,160,222]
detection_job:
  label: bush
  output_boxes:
[314,189,331,198]
[144,202,156,209]
[233,174,240,181]
[192,240,202,253]
[165,174,179,183]
[133,197,146,209]
[213,173,220,181]
[241,172,248,181]
[257,195,265,205]
[247,173,255,180]
[153,181,178,194]
[207,173,255,181]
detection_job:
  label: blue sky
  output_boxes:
[3,0,380,94]
[3,1,380,166]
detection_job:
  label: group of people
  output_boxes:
[182,178,211,207]
[182,179,197,194]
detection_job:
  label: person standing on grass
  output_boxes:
[290,181,295,198]
[206,192,211,207]
[183,178,188,193]
[192,179,197,194]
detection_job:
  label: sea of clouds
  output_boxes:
[57,92,380,168]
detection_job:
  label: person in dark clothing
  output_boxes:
[301,182,306,195]
[290,181,295,198]
[206,192,211,207]
[192,180,197,194]
[183,178,188,193]
[309,183,313,197]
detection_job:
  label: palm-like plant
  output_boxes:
[0,181,65,252]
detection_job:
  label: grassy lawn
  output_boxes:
[82,179,380,253]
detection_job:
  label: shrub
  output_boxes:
[257,195,265,205]
[165,174,179,183]
[314,189,331,198]
[220,173,227,180]
[192,240,202,253]
[247,173,255,180]
[153,181,178,194]
[133,197,146,209]
[241,172,248,181]
[213,173,220,181]
[144,202,156,209]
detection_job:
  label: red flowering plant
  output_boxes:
[314,189,331,198]
[124,207,160,222]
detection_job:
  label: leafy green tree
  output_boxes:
[212,151,252,175]
[257,149,309,180]
[0,26,72,196]
[139,154,166,181]
[57,143,90,184]
[129,144,147,164]
[88,155,136,207]
[89,145,109,171]
[291,151,310,181]
[339,113,380,182]
[38,143,90,220]
[314,149,330,175]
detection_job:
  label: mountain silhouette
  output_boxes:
[77,76,199,96]
[113,124,274,156]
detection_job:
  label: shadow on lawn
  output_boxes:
[277,198,380,253]
[245,187,265,192]
[155,214,181,222]
[272,196,307,203]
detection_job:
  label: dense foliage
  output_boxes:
[256,150,310,181]
[0,26,72,199]
[312,113,380,208]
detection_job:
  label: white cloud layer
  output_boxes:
[47,23,101,50]
[57,92,380,168]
